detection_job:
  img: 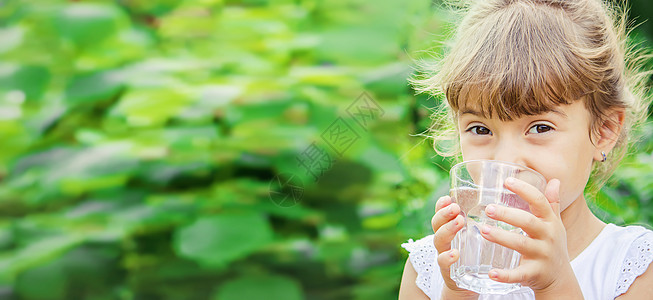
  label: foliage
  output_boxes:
[0,0,651,299]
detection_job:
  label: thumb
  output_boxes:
[544,179,561,217]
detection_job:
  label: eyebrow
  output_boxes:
[460,108,568,118]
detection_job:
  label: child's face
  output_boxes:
[457,100,597,211]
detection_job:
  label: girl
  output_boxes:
[399,0,653,299]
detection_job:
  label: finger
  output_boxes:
[488,266,534,284]
[437,249,476,294]
[544,179,561,217]
[479,224,540,257]
[433,214,464,253]
[435,195,452,212]
[437,248,459,277]
[504,177,554,219]
[485,204,545,238]
[431,202,461,234]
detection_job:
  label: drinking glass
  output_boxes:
[449,160,547,294]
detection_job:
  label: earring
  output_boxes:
[601,151,607,162]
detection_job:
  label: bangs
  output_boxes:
[442,2,601,120]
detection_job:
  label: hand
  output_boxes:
[431,196,479,300]
[479,178,583,298]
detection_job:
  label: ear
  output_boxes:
[593,108,625,162]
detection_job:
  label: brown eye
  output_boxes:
[467,126,492,135]
[528,124,553,134]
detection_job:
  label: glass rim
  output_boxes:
[449,159,546,183]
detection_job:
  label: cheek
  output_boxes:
[552,144,595,209]
[535,162,588,211]
[559,172,591,211]
[460,139,490,161]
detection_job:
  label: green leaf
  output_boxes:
[315,27,399,65]
[357,143,406,180]
[361,63,412,98]
[121,0,182,16]
[173,213,273,267]
[14,258,67,300]
[0,64,50,101]
[54,3,127,48]
[0,26,24,54]
[224,99,293,127]
[0,235,83,282]
[109,87,191,127]
[65,70,125,105]
[213,275,303,300]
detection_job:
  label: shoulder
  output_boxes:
[400,235,440,299]
[399,257,431,300]
[611,224,653,299]
[615,259,653,300]
[401,235,439,287]
[401,235,436,266]
[602,223,652,243]
[591,224,652,255]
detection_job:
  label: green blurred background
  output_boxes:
[0,0,651,299]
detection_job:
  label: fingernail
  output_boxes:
[486,205,496,215]
[489,270,499,279]
[505,177,516,185]
[450,218,458,229]
[449,204,457,216]
[449,250,455,258]
[481,225,491,234]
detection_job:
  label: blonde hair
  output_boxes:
[412,0,651,190]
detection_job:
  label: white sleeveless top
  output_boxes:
[402,224,653,299]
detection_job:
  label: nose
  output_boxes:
[492,136,527,166]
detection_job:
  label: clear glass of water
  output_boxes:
[449,160,547,294]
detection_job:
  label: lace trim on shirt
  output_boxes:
[616,233,653,297]
[401,235,436,298]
